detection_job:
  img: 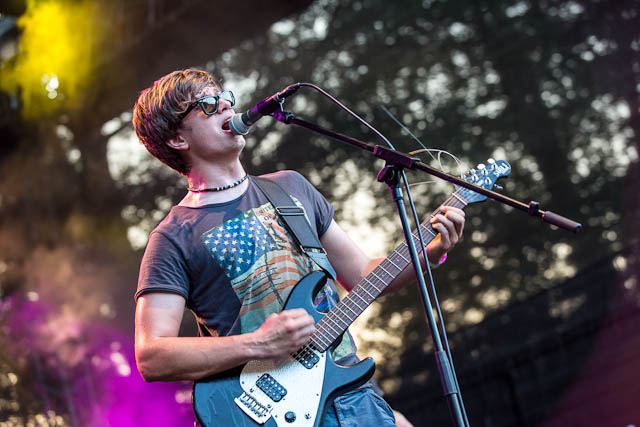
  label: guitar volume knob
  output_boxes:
[285,411,296,423]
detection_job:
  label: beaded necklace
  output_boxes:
[187,174,249,192]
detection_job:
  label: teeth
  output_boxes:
[222,119,230,131]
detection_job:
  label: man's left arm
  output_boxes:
[320,206,465,294]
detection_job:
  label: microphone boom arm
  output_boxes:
[271,109,582,233]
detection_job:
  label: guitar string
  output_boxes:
[312,191,467,354]
[310,194,465,351]
[376,263,394,278]
[349,293,368,311]
[310,195,462,351]
[308,192,468,352]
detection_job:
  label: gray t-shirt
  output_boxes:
[136,170,356,362]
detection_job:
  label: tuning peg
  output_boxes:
[487,158,496,170]
[494,184,503,190]
[477,164,489,176]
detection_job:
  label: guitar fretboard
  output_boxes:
[309,190,468,352]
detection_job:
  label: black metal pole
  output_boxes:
[377,164,467,427]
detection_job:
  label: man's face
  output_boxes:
[176,86,245,162]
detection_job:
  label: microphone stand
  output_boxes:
[272,111,581,233]
[270,108,581,427]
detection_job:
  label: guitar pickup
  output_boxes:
[256,373,287,402]
[293,345,320,369]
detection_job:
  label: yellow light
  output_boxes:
[0,0,107,118]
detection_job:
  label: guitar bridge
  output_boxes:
[234,391,272,424]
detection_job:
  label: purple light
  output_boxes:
[2,296,195,426]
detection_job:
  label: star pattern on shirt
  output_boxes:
[202,211,278,278]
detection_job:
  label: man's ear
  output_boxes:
[167,135,189,151]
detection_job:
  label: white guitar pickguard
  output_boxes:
[238,350,327,426]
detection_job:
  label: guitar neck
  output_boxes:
[309,190,468,352]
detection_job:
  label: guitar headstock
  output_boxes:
[455,158,511,204]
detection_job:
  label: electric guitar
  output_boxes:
[192,159,511,426]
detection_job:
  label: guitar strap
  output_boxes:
[252,176,337,281]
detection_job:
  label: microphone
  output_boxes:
[229,83,301,135]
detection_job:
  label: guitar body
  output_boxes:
[192,271,376,427]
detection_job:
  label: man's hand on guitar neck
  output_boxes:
[380,205,465,295]
[320,206,466,296]
[426,206,466,265]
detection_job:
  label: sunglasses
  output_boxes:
[180,90,236,119]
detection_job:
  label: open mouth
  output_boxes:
[221,118,231,132]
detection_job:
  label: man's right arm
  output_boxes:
[134,291,315,382]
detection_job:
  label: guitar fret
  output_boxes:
[314,330,335,349]
[360,286,376,299]
[388,252,405,267]
[376,263,394,278]
[317,318,336,334]
[339,302,359,319]
[314,325,336,346]
[350,292,369,308]
[443,195,456,204]
[336,314,351,329]
[355,288,373,304]
[331,306,354,327]
[369,270,385,283]
[310,336,327,351]
[311,331,331,349]
[393,250,409,263]
[452,193,468,205]
[345,295,366,312]
[385,257,402,271]
[420,225,437,238]
[314,330,331,346]
[322,316,343,336]
[362,276,376,289]
[363,277,384,293]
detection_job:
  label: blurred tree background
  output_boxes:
[0,0,638,426]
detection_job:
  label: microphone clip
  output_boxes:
[272,109,295,124]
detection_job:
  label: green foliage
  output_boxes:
[210,0,638,357]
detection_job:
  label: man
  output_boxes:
[133,69,465,426]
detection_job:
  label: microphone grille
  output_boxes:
[229,114,250,135]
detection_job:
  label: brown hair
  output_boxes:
[132,69,218,175]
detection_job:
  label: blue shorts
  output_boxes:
[322,387,396,427]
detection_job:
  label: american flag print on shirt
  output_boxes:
[201,201,318,334]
